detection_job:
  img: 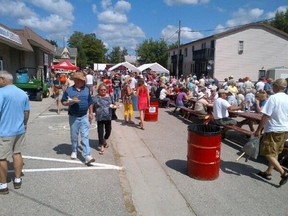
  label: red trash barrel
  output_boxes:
[187,124,222,180]
[144,98,158,121]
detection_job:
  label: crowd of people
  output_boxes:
[0,68,288,195]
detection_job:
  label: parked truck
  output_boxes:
[14,67,50,101]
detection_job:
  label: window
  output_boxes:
[238,41,244,54]
[184,48,187,57]
[201,43,206,49]
[210,40,215,48]
[0,60,3,70]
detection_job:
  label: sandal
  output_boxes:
[257,171,272,180]
[280,172,288,186]
[128,121,134,124]
[104,143,109,148]
[99,146,104,155]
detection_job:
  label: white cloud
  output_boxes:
[226,8,264,27]
[92,4,98,14]
[29,0,74,20]
[115,0,131,12]
[0,0,74,42]
[0,0,37,18]
[101,0,112,9]
[95,0,145,53]
[266,6,288,19]
[96,23,145,51]
[161,25,203,43]
[98,10,128,23]
[164,0,209,6]
[214,24,225,34]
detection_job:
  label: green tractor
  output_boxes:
[14,67,50,101]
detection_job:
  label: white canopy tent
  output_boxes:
[108,61,140,73]
[138,62,169,74]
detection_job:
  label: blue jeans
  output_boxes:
[69,115,91,157]
[114,87,120,102]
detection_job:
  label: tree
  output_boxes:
[67,32,107,69]
[107,46,128,63]
[136,38,168,68]
[266,9,288,34]
[82,33,107,67]
[46,39,58,47]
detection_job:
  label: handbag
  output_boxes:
[111,108,118,120]
[110,94,118,120]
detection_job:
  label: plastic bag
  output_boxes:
[242,136,260,159]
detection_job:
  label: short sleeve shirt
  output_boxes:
[213,97,231,119]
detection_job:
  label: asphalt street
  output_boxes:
[1,96,288,216]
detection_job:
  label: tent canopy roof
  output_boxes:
[138,62,169,74]
[51,59,79,70]
[108,61,140,73]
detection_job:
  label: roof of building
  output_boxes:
[0,23,33,52]
[13,27,55,53]
[56,47,78,57]
[168,22,288,51]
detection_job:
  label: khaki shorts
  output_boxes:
[259,132,288,157]
[0,134,26,159]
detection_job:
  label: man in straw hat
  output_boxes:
[62,72,95,165]
[254,78,288,186]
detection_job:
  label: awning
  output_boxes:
[108,61,140,73]
[50,59,79,70]
[138,63,169,74]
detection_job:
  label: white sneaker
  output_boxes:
[71,152,77,159]
[85,155,95,165]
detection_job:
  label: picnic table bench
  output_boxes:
[222,124,254,137]
[179,106,210,124]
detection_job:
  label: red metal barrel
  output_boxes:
[144,99,158,121]
[187,124,221,180]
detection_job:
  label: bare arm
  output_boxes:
[24,111,30,130]
[254,114,269,137]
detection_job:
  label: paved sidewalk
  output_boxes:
[111,104,288,216]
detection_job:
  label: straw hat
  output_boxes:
[197,92,206,100]
[218,89,228,94]
[73,72,85,81]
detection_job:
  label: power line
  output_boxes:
[164,17,275,42]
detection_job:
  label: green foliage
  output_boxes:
[107,46,128,63]
[266,9,288,34]
[136,38,168,68]
[67,32,107,69]
[46,39,58,47]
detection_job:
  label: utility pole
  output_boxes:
[176,20,181,80]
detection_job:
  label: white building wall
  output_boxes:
[214,28,288,81]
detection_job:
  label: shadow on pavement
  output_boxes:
[220,159,279,187]
[166,159,187,176]
[53,143,72,156]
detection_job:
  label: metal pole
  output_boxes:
[176,20,181,80]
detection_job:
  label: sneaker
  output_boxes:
[71,152,77,159]
[85,155,95,165]
[13,179,22,189]
[0,187,9,195]
[279,172,288,186]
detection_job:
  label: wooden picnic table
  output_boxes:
[229,111,263,122]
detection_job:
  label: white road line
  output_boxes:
[12,155,123,173]
[8,166,121,173]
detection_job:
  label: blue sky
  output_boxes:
[0,0,287,54]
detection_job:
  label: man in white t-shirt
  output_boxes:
[213,89,242,125]
[159,85,170,108]
[85,70,94,95]
[129,73,137,90]
[255,77,265,91]
[254,78,288,186]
